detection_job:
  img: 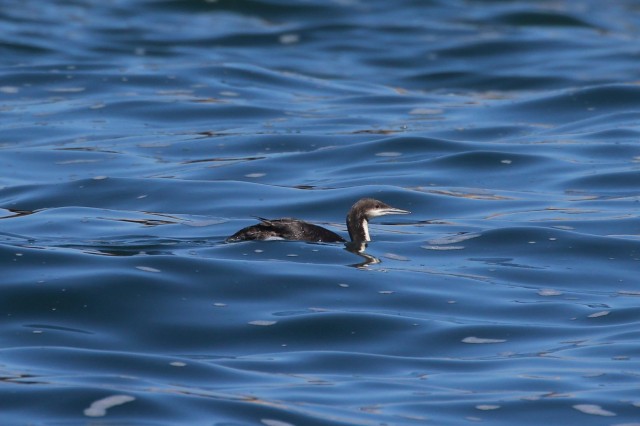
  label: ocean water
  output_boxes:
[1,0,640,424]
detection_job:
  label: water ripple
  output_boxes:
[2,0,640,424]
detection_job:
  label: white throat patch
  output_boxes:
[361,219,370,242]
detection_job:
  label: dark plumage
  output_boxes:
[226,198,409,244]
[227,217,345,243]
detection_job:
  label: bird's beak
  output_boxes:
[385,206,410,215]
[371,206,410,217]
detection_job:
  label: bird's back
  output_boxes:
[226,218,345,243]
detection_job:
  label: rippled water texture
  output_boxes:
[1,0,640,424]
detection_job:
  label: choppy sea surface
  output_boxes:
[1,0,640,424]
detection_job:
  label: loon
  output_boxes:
[226,198,410,244]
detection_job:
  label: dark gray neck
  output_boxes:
[346,209,370,243]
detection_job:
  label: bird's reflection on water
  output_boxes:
[345,241,381,268]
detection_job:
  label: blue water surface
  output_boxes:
[1,0,640,424]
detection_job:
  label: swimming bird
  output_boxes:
[226,198,410,244]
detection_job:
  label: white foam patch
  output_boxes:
[618,290,640,296]
[572,404,616,417]
[48,87,85,93]
[249,320,277,326]
[538,288,563,296]
[476,404,500,410]
[262,419,295,426]
[136,266,161,273]
[84,395,135,417]
[0,86,19,94]
[588,311,610,318]
[462,337,507,344]
[421,245,465,251]
[279,34,300,44]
